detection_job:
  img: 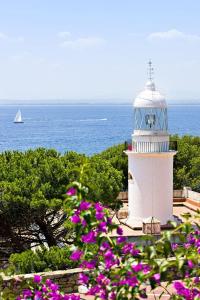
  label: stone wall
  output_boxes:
[187,190,200,202]
[173,189,184,198]
[1,268,82,297]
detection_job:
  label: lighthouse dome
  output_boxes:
[134,80,167,108]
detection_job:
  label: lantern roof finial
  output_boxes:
[148,60,154,81]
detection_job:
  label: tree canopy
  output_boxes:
[0,148,122,257]
[1,135,200,259]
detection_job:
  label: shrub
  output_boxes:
[4,246,77,275]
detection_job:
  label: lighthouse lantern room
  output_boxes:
[126,61,176,227]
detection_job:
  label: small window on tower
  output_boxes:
[145,114,156,128]
[128,171,134,182]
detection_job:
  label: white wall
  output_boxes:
[127,152,175,226]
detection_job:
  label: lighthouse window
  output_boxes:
[128,171,134,182]
[145,114,156,128]
[134,108,168,131]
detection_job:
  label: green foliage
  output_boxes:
[172,135,200,190]
[94,143,128,190]
[4,246,77,275]
[81,156,123,208]
[64,182,200,299]
[0,148,123,256]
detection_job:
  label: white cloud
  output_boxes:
[0,32,8,40]
[58,31,71,39]
[0,32,24,42]
[147,29,200,42]
[60,36,105,48]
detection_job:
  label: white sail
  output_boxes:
[14,110,23,123]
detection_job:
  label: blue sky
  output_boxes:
[0,0,200,102]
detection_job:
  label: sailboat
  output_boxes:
[14,109,24,123]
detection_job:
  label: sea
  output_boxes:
[0,104,199,156]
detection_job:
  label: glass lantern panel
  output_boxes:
[134,108,168,131]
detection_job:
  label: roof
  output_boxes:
[134,80,167,109]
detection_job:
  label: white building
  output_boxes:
[126,62,176,227]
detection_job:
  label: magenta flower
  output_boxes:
[187,260,194,269]
[127,276,138,287]
[107,217,112,224]
[42,285,48,292]
[171,243,178,251]
[95,211,105,220]
[70,250,83,261]
[79,201,91,211]
[95,203,104,211]
[122,243,140,256]
[143,264,151,274]
[82,219,87,227]
[100,241,110,251]
[117,236,127,244]
[98,222,107,233]
[71,214,81,223]
[173,281,194,299]
[97,273,110,285]
[117,226,123,235]
[132,263,143,272]
[66,187,76,196]
[153,273,160,282]
[33,274,42,283]
[46,278,52,286]
[79,273,89,284]
[104,249,114,260]
[109,291,116,300]
[23,289,33,297]
[81,260,97,269]
[49,283,59,291]
[194,277,200,284]
[35,290,42,298]
[87,285,101,295]
[82,231,97,243]
[63,295,80,300]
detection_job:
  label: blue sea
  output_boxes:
[0,104,199,155]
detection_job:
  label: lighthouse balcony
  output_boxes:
[125,140,177,153]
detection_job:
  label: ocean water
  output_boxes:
[0,104,199,155]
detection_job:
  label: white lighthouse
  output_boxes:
[126,61,176,227]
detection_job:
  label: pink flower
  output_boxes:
[98,222,107,233]
[33,275,42,283]
[46,278,52,286]
[79,273,89,284]
[117,227,123,235]
[23,289,32,297]
[79,201,91,211]
[82,231,97,243]
[70,250,83,261]
[81,260,97,269]
[71,214,81,223]
[82,219,87,227]
[132,263,143,272]
[42,285,48,292]
[95,203,104,211]
[153,273,160,282]
[187,260,194,269]
[95,211,104,220]
[66,187,77,196]
[117,236,126,244]
[87,285,101,295]
[100,242,110,251]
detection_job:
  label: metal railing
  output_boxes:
[125,140,177,153]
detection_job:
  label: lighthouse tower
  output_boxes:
[126,61,176,227]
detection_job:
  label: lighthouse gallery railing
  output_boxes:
[125,140,177,153]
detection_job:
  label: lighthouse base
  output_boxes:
[125,214,177,229]
[126,151,176,228]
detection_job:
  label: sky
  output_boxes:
[0,0,200,102]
